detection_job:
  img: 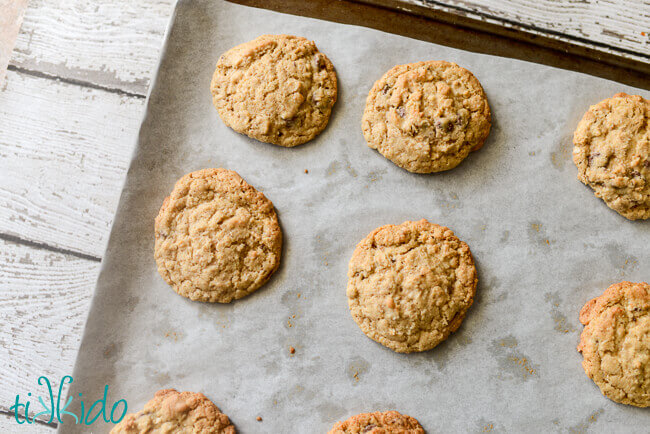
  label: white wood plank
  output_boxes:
[406,0,650,62]
[0,70,143,258]
[10,0,175,95]
[0,239,99,421]
[0,412,54,432]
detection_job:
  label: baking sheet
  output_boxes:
[61,0,650,432]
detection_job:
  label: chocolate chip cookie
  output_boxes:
[211,34,337,147]
[110,389,236,433]
[347,219,477,353]
[362,61,491,173]
[573,93,650,220]
[577,281,650,407]
[154,169,282,303]
[328,411,425,434]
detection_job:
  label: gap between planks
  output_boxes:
[0,410,55,432]
[7,64,146,99]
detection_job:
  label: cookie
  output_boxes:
[362,61,491,173]
[110,389,235,433]
[211,34,338,147]
[347,219,477,353]
[328,411,425,434]
[573,93,650,220]
[577,281,650,407]
[154,168,282,303]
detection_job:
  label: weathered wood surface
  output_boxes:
[398,0,650,62]
[0,411,54,433]
[0,239,99,427]
[0,0,648,430]
[0,0,175,428]
[10,0,174,95]
[0,70,144,258]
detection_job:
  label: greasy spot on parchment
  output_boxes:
[550,137,572,170]
[544,292,577,334]
[346,356,370,385]
[568,408,604,434]
[527,221,552,247]
[489,336,539,381]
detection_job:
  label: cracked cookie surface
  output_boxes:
[154,168,282,303]
[328,411,425,434]
[110,389,236,433]
[211,34,337,147]
[573,93,650,220]
[347,219,477,353]
[362,61,491,173]
[577,281,650,407]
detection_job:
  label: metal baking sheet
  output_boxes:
[61,0,649,432]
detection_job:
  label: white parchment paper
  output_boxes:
[61,1,650,432]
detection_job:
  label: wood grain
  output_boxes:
[0,412,54,432]
[0,70,144,258]
[397,0,650,61]
[9,0,175,95]
[0,238,99,425]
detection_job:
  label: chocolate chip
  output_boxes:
[644,160,650,168]
[631,170,641,177]
[381,84,390,94]
[587,152,600,165]
[435,119,453,132]
[313,54,326,70]
[396,106,405,118]
[362,425,377,433]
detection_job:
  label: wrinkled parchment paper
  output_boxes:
[61,1,650,432]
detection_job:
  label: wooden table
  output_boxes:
[0,0,648,430]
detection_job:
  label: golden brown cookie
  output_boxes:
[346,219,477,353]
[577,281,650,407]
[110,389,235,433]
[154,169,282,303]
[362,61,491,173]
[211,34,338,147]
[328,411,425,434]
[573,93,650,220]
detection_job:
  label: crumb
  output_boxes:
[289,346,296,354]
[297,293,301,298]
[304,169,308,174]
[545,239,550,245]
[256,416,262,422]
[642,32,647,36]
[164,331,179,341]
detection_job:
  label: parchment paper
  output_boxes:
[61,1,650,432]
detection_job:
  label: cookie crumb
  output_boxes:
[304,169,308,174]
[256,416,262,422]
[289,346,296,354]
